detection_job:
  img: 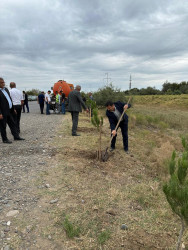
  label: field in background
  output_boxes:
[131,94,188,109]
[9,95,188,249]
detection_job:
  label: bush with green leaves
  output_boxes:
[86,98,97,120]
[86,98,96,110]
[93,83,127,106]
[163,138,188,250]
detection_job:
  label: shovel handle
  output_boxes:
[109,97,132,145]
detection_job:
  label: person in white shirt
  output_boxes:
[9,82,24,134]
[45,90,51,115]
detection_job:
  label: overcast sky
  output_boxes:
[0,0,188,92]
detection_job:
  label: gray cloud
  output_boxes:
[0,0,188,92]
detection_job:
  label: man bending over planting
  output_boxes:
[106,100,131,153]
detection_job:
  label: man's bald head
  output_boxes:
[10,82,16,88]
[75,85,81,91]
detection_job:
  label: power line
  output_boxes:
[129,74,132,90]
[103,72,111,85]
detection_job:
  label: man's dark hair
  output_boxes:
[105,101,114,107]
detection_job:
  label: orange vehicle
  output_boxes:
[53,80,74,97]
[50,80,74,113]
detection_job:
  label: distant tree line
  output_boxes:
[26,89,40,96]
[91,81,188,106]
[125,81,188,95]
[25,81,188,106]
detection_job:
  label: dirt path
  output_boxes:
[0,102,65,249]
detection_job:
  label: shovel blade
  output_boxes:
[101,148,109,162]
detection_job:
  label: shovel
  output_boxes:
[102,97,132,162]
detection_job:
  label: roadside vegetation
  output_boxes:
[8,85,188,249]
[21,93,187,249]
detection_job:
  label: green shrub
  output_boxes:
[163,138,188,250]
[93,83,128,106]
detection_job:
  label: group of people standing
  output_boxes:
[37,90,66,115]
[0,78,131,152]
[37,85,89,137]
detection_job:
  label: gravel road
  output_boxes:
[0,101,65,248]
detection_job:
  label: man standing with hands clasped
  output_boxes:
[0,77,25,143]
[106,100,131,153]
[68,85,88,136]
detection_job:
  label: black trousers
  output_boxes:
[39,103,44,114]
[111,120,128,151]
[71,111,79,135]
[13,105,22,133]
[23,101,29,112]
[0,113,19,141]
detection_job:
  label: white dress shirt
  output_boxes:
[10,88,23,105]
[45,93,51,102]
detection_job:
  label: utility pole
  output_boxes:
[103,72,111,85]
[129,74,132,90]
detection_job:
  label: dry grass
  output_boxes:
[130,105,188,131]
[132,94,188,109]
[9,98,188,249]
[30,103,188,249]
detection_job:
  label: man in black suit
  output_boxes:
[22,91,29,113]
[68,85,88,136]
[0,77,25,143]
[106,100,131,153]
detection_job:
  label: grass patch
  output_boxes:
[132,112,169,130]
[132,94,188,109]
[56,214,81,238]
[132,104,188,131]
[97,230,111,245]
[127,182,161,209]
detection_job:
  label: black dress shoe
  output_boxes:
[3,139,12,144]
[109,147,115,152]
[72,134,80,136]
[14,137,25,140]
